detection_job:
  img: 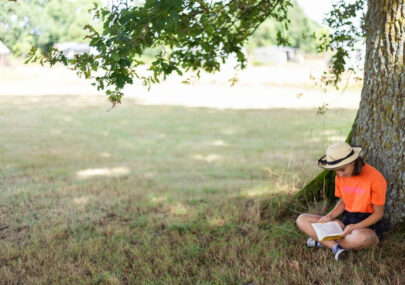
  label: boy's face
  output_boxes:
[334,162,355,178]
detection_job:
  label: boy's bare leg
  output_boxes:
[296,213,345,249]
[338,229,379,250]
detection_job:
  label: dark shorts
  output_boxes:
[342,211,384,240]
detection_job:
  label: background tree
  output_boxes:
[25,0,404,227]
[0,0,101,55]
[247,3,322,54]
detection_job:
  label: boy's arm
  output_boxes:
[318,199,346,223]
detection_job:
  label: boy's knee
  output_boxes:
[359,231,378,245]
[296,214,307,227]
[348,230,379,248]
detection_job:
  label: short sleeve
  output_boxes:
[371,173,387,205]
[335,175,342,198]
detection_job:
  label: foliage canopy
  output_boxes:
[24,0,365,105]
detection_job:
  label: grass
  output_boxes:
[0,95,403,284]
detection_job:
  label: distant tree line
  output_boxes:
[0,0,101,56]
[248,3,323,53]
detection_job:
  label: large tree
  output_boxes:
[352,0,404,227]
[285,0,404,228]
[26,0,404,227]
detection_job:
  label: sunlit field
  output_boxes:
[0,95,403,284]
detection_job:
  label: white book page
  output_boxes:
[311,221,343,239]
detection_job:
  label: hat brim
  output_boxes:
[318,146,362,169]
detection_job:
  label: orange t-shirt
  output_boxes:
[335,164,387,213]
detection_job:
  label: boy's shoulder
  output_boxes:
[363,163,387,183]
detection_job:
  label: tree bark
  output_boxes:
[350,0,405,227]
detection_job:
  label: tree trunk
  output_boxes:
[282,0,404,228]
[350,0,405,227]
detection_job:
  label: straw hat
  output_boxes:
[318,142,362,169]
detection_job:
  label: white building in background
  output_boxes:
[0,41,11,65]
[253,45,304,64]
[54,42,97,59]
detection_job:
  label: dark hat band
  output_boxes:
[318,150,355,166]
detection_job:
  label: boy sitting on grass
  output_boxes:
[296,142,387,260]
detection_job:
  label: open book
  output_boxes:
[311,221,343,241]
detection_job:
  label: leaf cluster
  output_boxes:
[316,0,365,88]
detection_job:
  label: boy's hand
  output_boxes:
[318,215,332,223]
[341,224,356,237]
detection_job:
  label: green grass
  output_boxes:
[0,95,403,284]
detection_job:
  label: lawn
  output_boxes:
[0,95,403,284]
